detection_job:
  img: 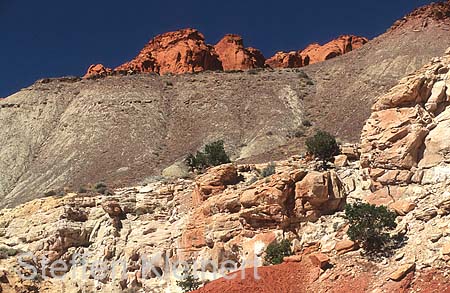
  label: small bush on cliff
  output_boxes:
[345,202,397,252]
[177,269,202,292]
[306,130,340,168]
[260,162,276,178]
[264,239,292,265]
[185,140,231,171]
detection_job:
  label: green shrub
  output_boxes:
[177,269,202,292]
[185,140,231,171]
[345,202,397,252]
[264,239,292,265]
[260,162,276,178]
[305,130,340,167]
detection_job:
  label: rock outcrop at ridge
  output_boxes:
[361,47,450,185]
[389,0,450,32]
[214,34,265,70]
[266,35,368,68]
[115,28,223,75]
[84,29,368,77]
[300,35,368,66]
[265,51,303,68]
[84,64,112,79]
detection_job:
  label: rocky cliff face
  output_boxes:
[361,47,450,185]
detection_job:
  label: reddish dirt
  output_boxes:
[193,260,450,293]
[193,259,320,293]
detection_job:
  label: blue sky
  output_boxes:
[0,0,436,97]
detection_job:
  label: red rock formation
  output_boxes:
[84,29,368,76]
[84,64,112,79]
[266,35,368,68]
[300,35,368,65]
[266,51,303,68]
[115,28,223,75]
[214,34,265,70]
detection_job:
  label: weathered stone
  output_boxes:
[192,164,239,204]
[283,254,303,263]
[309,253,330,269]
[389,200,416,216]
[389,263,415,281]
[334,155,348,168]
[442,243,450,255]
[334,240,356,254]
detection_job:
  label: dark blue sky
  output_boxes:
[0,0,436,97]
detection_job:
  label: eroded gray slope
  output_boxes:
[1,71,312,207]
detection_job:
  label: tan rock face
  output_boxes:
[214,34,265,70]
[115,28,223,75]
[361,48,450,183]
[180,166,347,263]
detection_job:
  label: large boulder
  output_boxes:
[192,164,239,204]
[214,34,265,70]
[294,170,346,219]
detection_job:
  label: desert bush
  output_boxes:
[177,269,202,292]
[306,130,340,168]
[264,239,292,265]
[0,247,22,259]
[302,120,312,127]
[345,202,397,252]
[185,140,231,171]
[260,162,276,178]
[94,182,112,195]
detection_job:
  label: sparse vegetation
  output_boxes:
[94,182,112,195]
[306,130,340,168]
[0,247,23,259]
[177,268,202,292]
[345,202,397,252]
[185,140,231,172]
[264,239,292,265]
[260,162,276,178]
[302,120,312,127]
[78,186,88,194]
